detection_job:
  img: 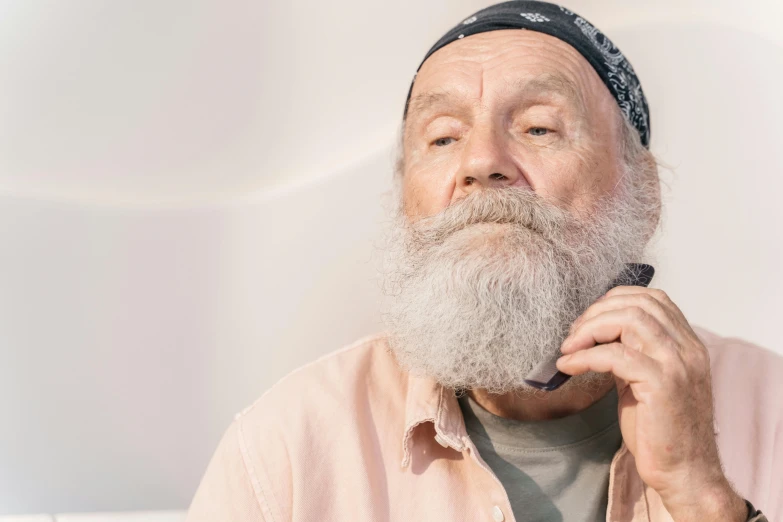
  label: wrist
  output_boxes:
[661,479,747,522]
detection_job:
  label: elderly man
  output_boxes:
[186,1,781,521]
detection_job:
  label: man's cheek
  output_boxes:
[403,178,436,219]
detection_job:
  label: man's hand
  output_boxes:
[556,286,747,522]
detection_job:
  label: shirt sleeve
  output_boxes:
[185,419,268,522]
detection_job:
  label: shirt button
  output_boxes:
[492,505,504,522]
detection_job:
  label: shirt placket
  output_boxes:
[430,385,517,522]
[456,430,517,522]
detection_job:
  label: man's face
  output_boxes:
[402,29,623,219]
[382,29,659,394]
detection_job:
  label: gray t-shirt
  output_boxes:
[457,388,622,522]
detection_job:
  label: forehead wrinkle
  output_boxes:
[405,71,589,128]
[511,73,589,123]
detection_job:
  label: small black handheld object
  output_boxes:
[523,263,655,392]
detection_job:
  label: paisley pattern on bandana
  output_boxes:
[405,0,652,148]
[572,16,650,147]
[519,13,550,22]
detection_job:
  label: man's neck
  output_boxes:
[467,377,616,422]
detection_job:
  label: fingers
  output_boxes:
[565,287,694,350]
[561,306,675,360]
[559,285,711,391]
[556,341,662,384]
[590,286,689,330]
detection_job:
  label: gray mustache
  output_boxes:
[406,188,577,244]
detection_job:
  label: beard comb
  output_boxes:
[523,263,655,392]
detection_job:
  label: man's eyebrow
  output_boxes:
[404,73,588,123]
[515,74,587,113]
[405,90,464,123]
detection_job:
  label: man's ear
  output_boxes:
[635,157,663,246]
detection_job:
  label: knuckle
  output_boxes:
[650,288,671,303]
[656,337,683,362]
[687,345,711,369]
[661,335,681,353]
[618,343,635,361]
[640,293,659,306]
[639,293,663,312]
[626,306,648,322]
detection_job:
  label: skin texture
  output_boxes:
[403,30,622,219]
[401,30,747,521]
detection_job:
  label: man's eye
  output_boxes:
[432,137,455,147]
[528,127,550,136]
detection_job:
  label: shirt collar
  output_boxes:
[400,373,467,468]
[397,370,655,522]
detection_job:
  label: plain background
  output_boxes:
[1,0,781,515]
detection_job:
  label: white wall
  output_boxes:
[571,0,783,350]
[1,0,781,515]
[0,148,398,513]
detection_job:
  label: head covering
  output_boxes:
[403,0,651,148]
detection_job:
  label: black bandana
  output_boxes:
[403,0,651,148]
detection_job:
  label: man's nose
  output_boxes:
[456,125,529,193]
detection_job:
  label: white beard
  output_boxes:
[380,182,656,395]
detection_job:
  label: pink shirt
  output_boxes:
[185,325,781,521]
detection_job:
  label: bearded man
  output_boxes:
[185,2,781,521]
